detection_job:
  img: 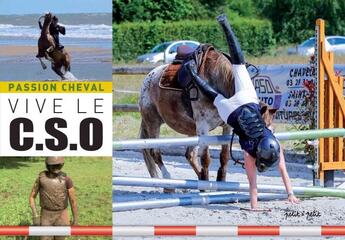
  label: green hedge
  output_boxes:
[113,17,275,62]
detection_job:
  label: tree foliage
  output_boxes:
[113,16,275,61]
[113,0,231,23]
[113,0,194,23]
[113,0,345,57]
[227,0,257,17]
[254,0,345,43]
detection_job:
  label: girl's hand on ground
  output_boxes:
[288,194,300,204]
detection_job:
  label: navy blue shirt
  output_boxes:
[226,103,274,158]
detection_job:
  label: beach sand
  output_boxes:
[0,45,110,57]
[0,45,112,80]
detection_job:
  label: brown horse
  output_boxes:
[37,13,72,80]
[139,46,235,189]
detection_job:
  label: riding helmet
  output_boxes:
[45,156,64,165]
[255,135,280,172]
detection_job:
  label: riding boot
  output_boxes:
[53,34,63,50]
[217,14,246,65]
[187,61,219,101]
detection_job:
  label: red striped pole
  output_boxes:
[154,226,196,236]
[0,226,345,236]
[0,226,29,236]
[322,226,345,236]
[0,226,113,236]
[238,226,280,236]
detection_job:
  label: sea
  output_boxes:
[0,13,112,49]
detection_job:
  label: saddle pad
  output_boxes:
[159,63,183,91]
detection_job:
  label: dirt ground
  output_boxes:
[113,149,345,240]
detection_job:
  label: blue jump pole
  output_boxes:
[113,176,345,198]
[113,192,285,212]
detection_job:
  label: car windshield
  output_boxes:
[150,42,171,53]
[300,38,315,47]
[327,37,345,45]
[300,37,345,47]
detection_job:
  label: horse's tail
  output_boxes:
[139,120,159,178]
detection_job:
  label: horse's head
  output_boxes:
[196,46,235,99]
[259,101,278,131]
[43,12,53,25]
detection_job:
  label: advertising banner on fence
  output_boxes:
[251,64,345,123]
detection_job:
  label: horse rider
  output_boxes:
[39,14,66,51]
[29,157,78,240]
[186,35,299,210]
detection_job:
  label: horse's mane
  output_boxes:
[43,14,52,27]
[200,49,235,98]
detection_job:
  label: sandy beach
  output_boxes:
[0,45,110,57]
[0,45,112,80]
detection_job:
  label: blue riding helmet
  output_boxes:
[255,134,280,172]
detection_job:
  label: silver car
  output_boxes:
[288,36,345,56]
[137,40,200,63]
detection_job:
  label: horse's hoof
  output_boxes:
[200,169,209,181]
[216,169,226,181]
[42,66,47,70]
[163,188,175,193]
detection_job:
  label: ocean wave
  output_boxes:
[0,24,112,39]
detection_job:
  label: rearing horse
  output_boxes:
[37,13,71,80]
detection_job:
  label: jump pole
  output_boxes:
[113,176,345,198]
[2,226,345,236]
[113,128,345,150]
[113,192,285,212]
[0,226,113,236]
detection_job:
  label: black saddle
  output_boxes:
[174,45,195,62]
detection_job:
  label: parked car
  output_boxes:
[288,36,345,56]
[137,40,200,63]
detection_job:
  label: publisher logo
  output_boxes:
[0,82,112,156]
